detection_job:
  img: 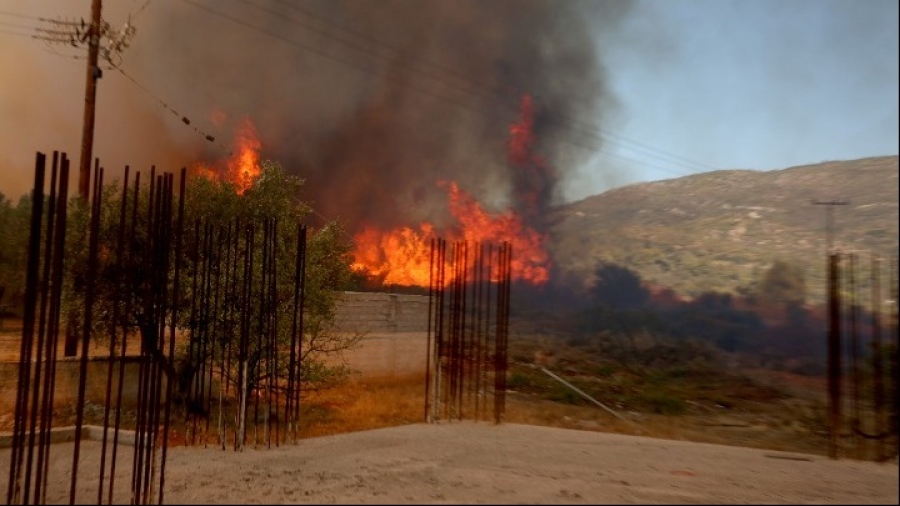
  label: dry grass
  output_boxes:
[290,368,837,458]
[297,374,427,439]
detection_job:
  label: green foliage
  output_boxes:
[61,160,358,397]
[507,371,534,390]
[577,306,668,336]
[640,390,687,415]
[550,157,898,308]
[546,382,585,405]
[0,193,33,317]
[592,364,618,377]
[757,259,806,305]
[590,262,649,310]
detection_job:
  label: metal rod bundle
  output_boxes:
[6,151,69,505]
[424,239,512,424]
[179,217,308,451]
[826,250,899,461]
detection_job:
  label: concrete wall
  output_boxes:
[331,291,430,378]
[0,357,146,423]
[0,291,431,417]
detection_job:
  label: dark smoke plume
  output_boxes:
[137,0,631,233]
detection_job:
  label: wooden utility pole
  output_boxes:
[813,200,849,253]
[78,0,102,200]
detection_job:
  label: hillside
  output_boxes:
[548,155,899,305]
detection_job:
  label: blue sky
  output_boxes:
[0,0,897,203]
[565,0,899,200]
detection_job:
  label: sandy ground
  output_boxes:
[2,422,898,505]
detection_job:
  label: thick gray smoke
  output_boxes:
[137,0,631,231]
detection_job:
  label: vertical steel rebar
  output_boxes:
[97,165,130,504]
[424,237,435,422]
[70,161,103,504]
[870,254,885,461]
[7,152,46,506]
[847,253,862,459]
[827,252,842,459]
[38,153,70,504]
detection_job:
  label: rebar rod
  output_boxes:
[870,254,885,461]
[98,165,130,504]
[424,237,435,422]
[827,252,842,459]
[23,154,58,505]
[70,161,103,504]
[38,153,70,504]
[7,152,46,506]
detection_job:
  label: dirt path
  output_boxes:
[3,422,897,504]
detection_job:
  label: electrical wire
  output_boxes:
[187,0,716,179]
[4,0,716,185]
[0,9,50,22]
[237,0,716,175]
[0,28,32,39]
[112,64,233,155]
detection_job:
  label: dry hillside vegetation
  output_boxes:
[549,156,899,304]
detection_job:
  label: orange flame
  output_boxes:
[351,93,552,288]
[351,223,438,287]
[443,181,549,284]
[228,118,262,194]
[189,117,262,195]
[351,181,550,287]
[508,94,535,167]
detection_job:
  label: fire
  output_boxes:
[351,223,438,287]
[227,118,262,194]
[351,182,550,287]
[508,94,535,167]
[190,117,262,195]
[351,93,553,288]
[443,181,549,284]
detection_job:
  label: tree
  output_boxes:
[757,259,806,306]
[63,160,360,408]
[0,193,32,319]
[590,262,649,311]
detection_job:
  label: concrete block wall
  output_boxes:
[331,291,430,378]
[0,357,146,425]
[332,291,430,333]
[0,291,431,418]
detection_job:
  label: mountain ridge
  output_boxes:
[548,155,899,304]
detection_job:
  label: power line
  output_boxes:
[0,28,33,39]
[178,0,493,126]
[258,0,715,173]
[813,200,850,253]
[237,0,716,175]
[0,9,50,22]
[112,64,232,154]
[182,0,716,179]
[3,2,232,157]
[132,0,154,20]
[6,0,713,185]
[0,20,42,31]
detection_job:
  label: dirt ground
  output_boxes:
[2,421,897,505]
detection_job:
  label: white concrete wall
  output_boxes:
[332,291,430,378]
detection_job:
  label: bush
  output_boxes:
[546,384,584,405]
[506,371,533,390]
[641,391,687,415]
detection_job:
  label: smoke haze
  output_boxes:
[1,0,632,234]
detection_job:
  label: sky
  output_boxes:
[0,0,897,206]
[573,0,899,200]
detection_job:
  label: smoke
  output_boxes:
[0,0,632,235]
[138,0,632,231]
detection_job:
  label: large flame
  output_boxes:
[351,94,553,288]
[351,182,550,287]
[190,117,262,195]
[351,223,438,287]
